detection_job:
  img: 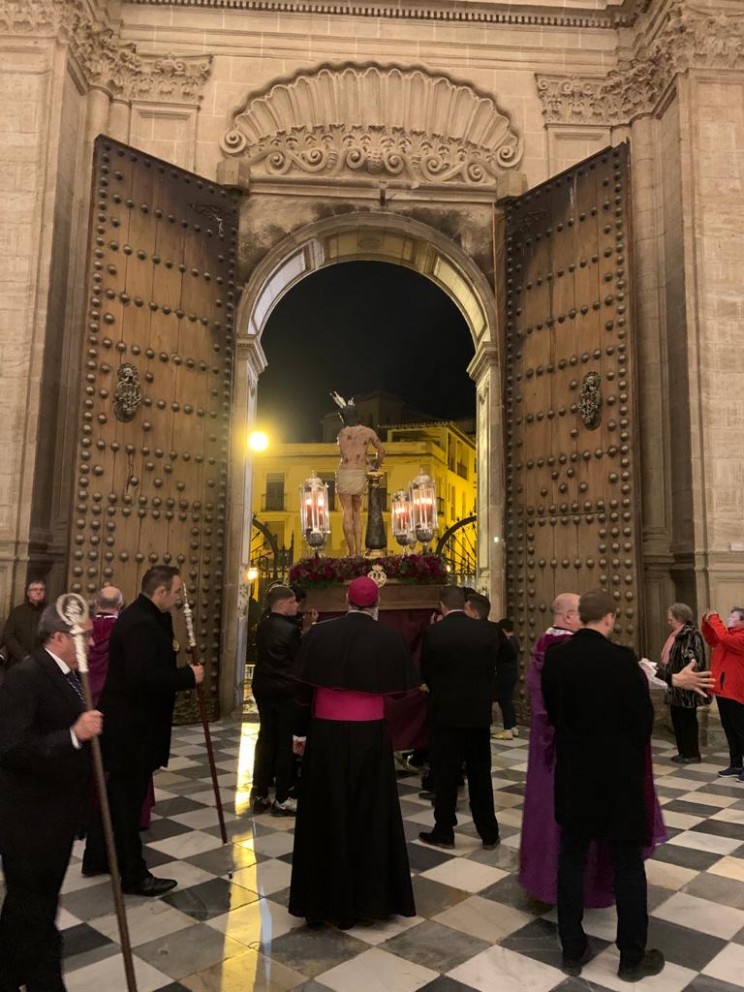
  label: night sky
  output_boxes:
[256,261,475,442]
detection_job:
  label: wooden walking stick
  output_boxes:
[182,598,228,844]
[56,594,138,992]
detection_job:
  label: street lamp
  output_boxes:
[248,430,269,452]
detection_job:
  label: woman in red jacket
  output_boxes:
[702,607,744,781]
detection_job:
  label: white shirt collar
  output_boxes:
[46,648,72,676]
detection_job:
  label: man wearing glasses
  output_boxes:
[0,602,102,992]
[2,579,47,667]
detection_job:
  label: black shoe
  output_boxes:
[562,945,591,977]
[418,831,455,849]
[670,754,685,763]
[252,794,272,814]
[122,875,178,897]
[718,766,743,777]
[337,918,357,930]
[482,837,501,850]
[618,949,665,982]
[680,756,702,764]
[82,865,109,878]
[418,790,436,801]
[306,918,325,929]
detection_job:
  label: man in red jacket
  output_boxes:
[702,607,744,781]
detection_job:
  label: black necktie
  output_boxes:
[65,670,85,704]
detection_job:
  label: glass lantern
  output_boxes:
[300,471,331,554]
[410,468,438,546]
[391,489,416,554]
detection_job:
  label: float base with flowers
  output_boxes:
[289,553,446,613]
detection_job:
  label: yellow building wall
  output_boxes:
[250,425,476,562]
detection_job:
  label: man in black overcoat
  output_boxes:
[542,588,665,982]
[99,565,203,896]
[0,602,102,992]
[251,584,302,816]
[418,585,504,849]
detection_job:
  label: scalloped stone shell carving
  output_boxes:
[221,64,523,188]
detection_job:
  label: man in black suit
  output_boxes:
[99,565,203,897]
[0,602,102,992]
[418,585,504,849]
[542,588,665,983]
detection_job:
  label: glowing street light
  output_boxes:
[248,430,269,452]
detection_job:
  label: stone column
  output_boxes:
[108,98,130,143]
[220,329,267,718]
[468,342,504,616]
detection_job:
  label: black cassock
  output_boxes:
[288,611,420,924]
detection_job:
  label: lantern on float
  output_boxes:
[410,468,438,547]
[300,471,331,553]
[391,490,417,554]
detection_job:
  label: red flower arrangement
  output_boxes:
[289,553,448,588]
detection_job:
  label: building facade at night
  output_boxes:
[1,0,743,715]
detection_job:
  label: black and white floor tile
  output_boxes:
[4,720,744,991]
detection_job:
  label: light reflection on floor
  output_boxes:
[235,721,259,816]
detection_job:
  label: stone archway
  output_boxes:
[221,212,506,695]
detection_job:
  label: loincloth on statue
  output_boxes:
[336,468,367,496]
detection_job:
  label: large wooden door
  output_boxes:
[503,144,640,671]
[69,137,239,714]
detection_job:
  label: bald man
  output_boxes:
[88,586,124,705]
[519,593,585,904]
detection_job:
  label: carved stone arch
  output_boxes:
[220,63,525,193]
[236,212,496,346]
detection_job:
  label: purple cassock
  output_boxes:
[518,626,666,907]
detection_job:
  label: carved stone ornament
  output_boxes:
[0,0,212,104]
[113,363,143,423]
[578,371,602,431]
[536,0,744,126]
[221,64,523,189]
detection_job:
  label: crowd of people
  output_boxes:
[0,569,738,989]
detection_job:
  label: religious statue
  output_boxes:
[331,392,385,557]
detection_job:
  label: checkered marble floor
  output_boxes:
[4,719,744,992]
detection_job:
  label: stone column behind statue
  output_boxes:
[331,392,385,557]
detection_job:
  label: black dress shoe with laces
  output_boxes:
[618,949,665,982]
[418,830,455,849]
[122,874,178,897]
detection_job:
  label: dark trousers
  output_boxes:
[432,725,499,843]
[0,842,71,991]
[716,696,744,768]
[670,705,700,759]
[107,762,151,887]
[558,830,647,968]
[494,663,519,730]
[253,695,296,803]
